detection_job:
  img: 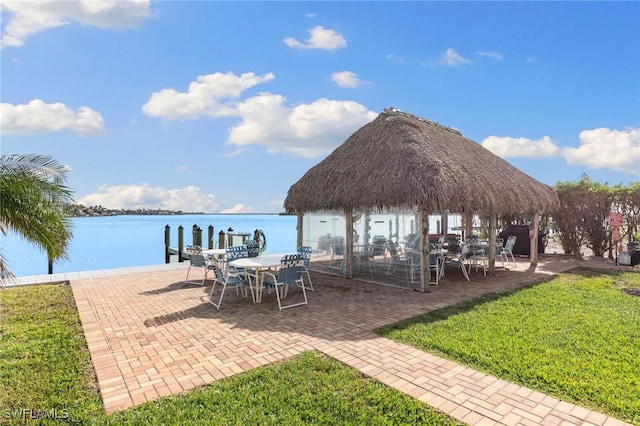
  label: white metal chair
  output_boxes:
[261,254,308,310]
[208,257,253,309]
[297,246,314,291]
[386,241,408,274]
[501,236,517,267]
[429,252,442,285]
[444,245,471,281]
[467,243,488,276]
[184,245,213,286]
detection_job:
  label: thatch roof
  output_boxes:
[285,108,560,215]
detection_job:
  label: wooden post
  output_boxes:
[218,230,226,250]
[530,212,540,267]
[208,225,214,249]
[192,224,202,247]
[419,207,431,293]
[346,208,353,279]
[178,225,184,262]
[464,211,473,241]
[296,211,303,249]
[489,215,497,275]
[164,225,171,263]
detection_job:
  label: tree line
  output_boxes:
[499,174,639,258]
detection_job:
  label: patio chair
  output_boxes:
[226,245,248,274]
[329,237,346,272]
[444,245,470,281]
[446,237,461,255]
[297,246,314,291]
[500,236,517,267]
[386,241,410,275]
[208,257,253,309]
[261,254,308,310]
[184,245,214,286]
[429,252,443,285]
[371,235,387,258]
[468,244,488,276]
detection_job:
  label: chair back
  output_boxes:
[278,254,304,284]
[371,235,387,257]
[280,253,301,268]
[244,239,260,257]
[297,246,312,268]
[387,241,401,259]
[209,257,226,282]
[429,253,439,267]
[186,245,207,267]
[458,245,470,261]
[505,236,517,251]
[226,245,248,261]
[447,238,461,254]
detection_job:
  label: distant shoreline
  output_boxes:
[67,204,292,217]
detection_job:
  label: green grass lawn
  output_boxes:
[377,269,640,425]
[0,284,461,425]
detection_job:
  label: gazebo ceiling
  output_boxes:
[285,107,560,215]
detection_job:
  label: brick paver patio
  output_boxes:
[66,256,633,425]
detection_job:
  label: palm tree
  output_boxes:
[0,154,74,282]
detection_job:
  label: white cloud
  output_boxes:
[386,54,405,64]
[481,135,561,158]
[77,184,221,212]
[220,203,258,214]
[562,127,640,175]
[144,71,377,158]
[175,165,190,172]
[476,50,503,60]
[228,95,377,158]
[440,48,470,66]
[217,148,245,158]
[482,128,640,175]
[283,26,347,51]
[331,71,366,88]
[0,99,105,135]
[142,72,275,120]
[1,0,152,48]
[527,57,537,63]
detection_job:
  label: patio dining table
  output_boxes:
[228,253,293,303]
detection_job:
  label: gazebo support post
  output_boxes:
[419,207,431,293]
[346,209,354,279]
[464,211,473,240]
[489,215,497,275]
[530,212,540,268]
[441,211,448,235]
[296,211,303,249]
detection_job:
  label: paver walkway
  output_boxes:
[65,256,633,425]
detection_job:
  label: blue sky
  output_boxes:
[1,1,639,214]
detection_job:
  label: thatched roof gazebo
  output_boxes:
[285,107,560,291]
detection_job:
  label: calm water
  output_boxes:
[2,214,297,277]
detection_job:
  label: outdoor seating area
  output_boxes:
[65,254,623,426]
[196,243,310,310]
[304,232,518,290]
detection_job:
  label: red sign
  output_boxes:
[610,212,623,228]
